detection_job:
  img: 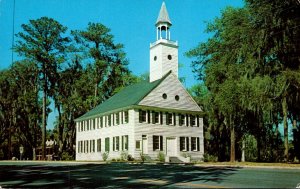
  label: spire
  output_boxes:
[156,2,172,26]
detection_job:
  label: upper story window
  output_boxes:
[179,114,185,126]
[115,112,120,125]
[124,111,129,123]
[152,111,160,124]
[139,110,147,123]
[168,55,172,60]
[92,119,96,130]
[108,115,112,126]
[190,115,196,127]
[166,112,175,125]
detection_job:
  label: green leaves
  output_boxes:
[187,0,300,162]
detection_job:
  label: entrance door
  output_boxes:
[142,135,148,154]
[167,138,176,156]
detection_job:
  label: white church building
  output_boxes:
[75,2,204,162]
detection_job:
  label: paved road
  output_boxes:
[0,161,299,188]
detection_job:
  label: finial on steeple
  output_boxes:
[156,2,172,27]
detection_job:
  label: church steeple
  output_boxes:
[155,2,172,40]
[149,2,178,82]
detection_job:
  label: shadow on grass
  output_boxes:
[0,163,241,188]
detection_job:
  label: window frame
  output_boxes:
[180,137,189,152]
[153,135,163,151]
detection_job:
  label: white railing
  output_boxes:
[150,39,178,47]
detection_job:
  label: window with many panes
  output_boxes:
[153,135,163,151]
[191,137,200,151]
[179,114,185,126]
[122,135,129,150]
[136,140,141,150]
[180,137,189,151]
[108,115,112,126]
[190,115,196,126]
[113,136,120,151]
[124,111,129,123]
[105,137,110,152]
[139,110,147,123]
[166,113,174,125]
[97,139,101,152]
[152,111,160,124]
[116,112,120,125]
[90,140,95,152]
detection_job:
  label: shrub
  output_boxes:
[157,151,165,162]
[181,152,191,158]
[140,153,145,162]
[120,151,128,161]
[61,152,74,161]
[127,154,134,161]
[203,153,218,162]
[102,152,109,161]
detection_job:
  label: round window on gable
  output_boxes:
[154,56,157,61]
[168,55,172,60]
[162,93,167,99]
[175,95,180,101]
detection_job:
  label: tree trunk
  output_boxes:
[241,138,245,162]
[42,83,47,160]
[57,105,63,155]
[230,115,235,162]
[275,120,279,162]
[282,96,289,162]
[256,108,262,162]
[293,119,297,162]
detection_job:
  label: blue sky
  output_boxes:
[0,0,244,129]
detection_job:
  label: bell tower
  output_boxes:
[150,2,178,82]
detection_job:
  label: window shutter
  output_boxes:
[147,110,151,123]
[186,114,189,126]
[152,111,155,123]
[160,136,163,150]
[173,113,176,125]
[180,137,184,151]
[126,135,129,150]
[166,113,169,125]
[186,137,189,151]
[197,137,200,151]
[122,136,124,151]
[160,112,163,124]
[121,112,123,124]
[113,137,115,151]
[153,136,156,151]
[139,110,143,123]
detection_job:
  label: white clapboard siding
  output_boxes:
[150,42,178,82]
[139,73,202,112]
[76,109,136,161]
[132,109,204,160]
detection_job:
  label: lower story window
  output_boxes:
[90,140,95,153]
[105,137,110,152]
[191,137,200,151]
[153,135,163,151]
[97,139,101,152]
[122,135,129,150]
[113,136,120,151]
[180,137,189,151]
[136,140,141,150]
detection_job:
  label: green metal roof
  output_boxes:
[76,76,164,121]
